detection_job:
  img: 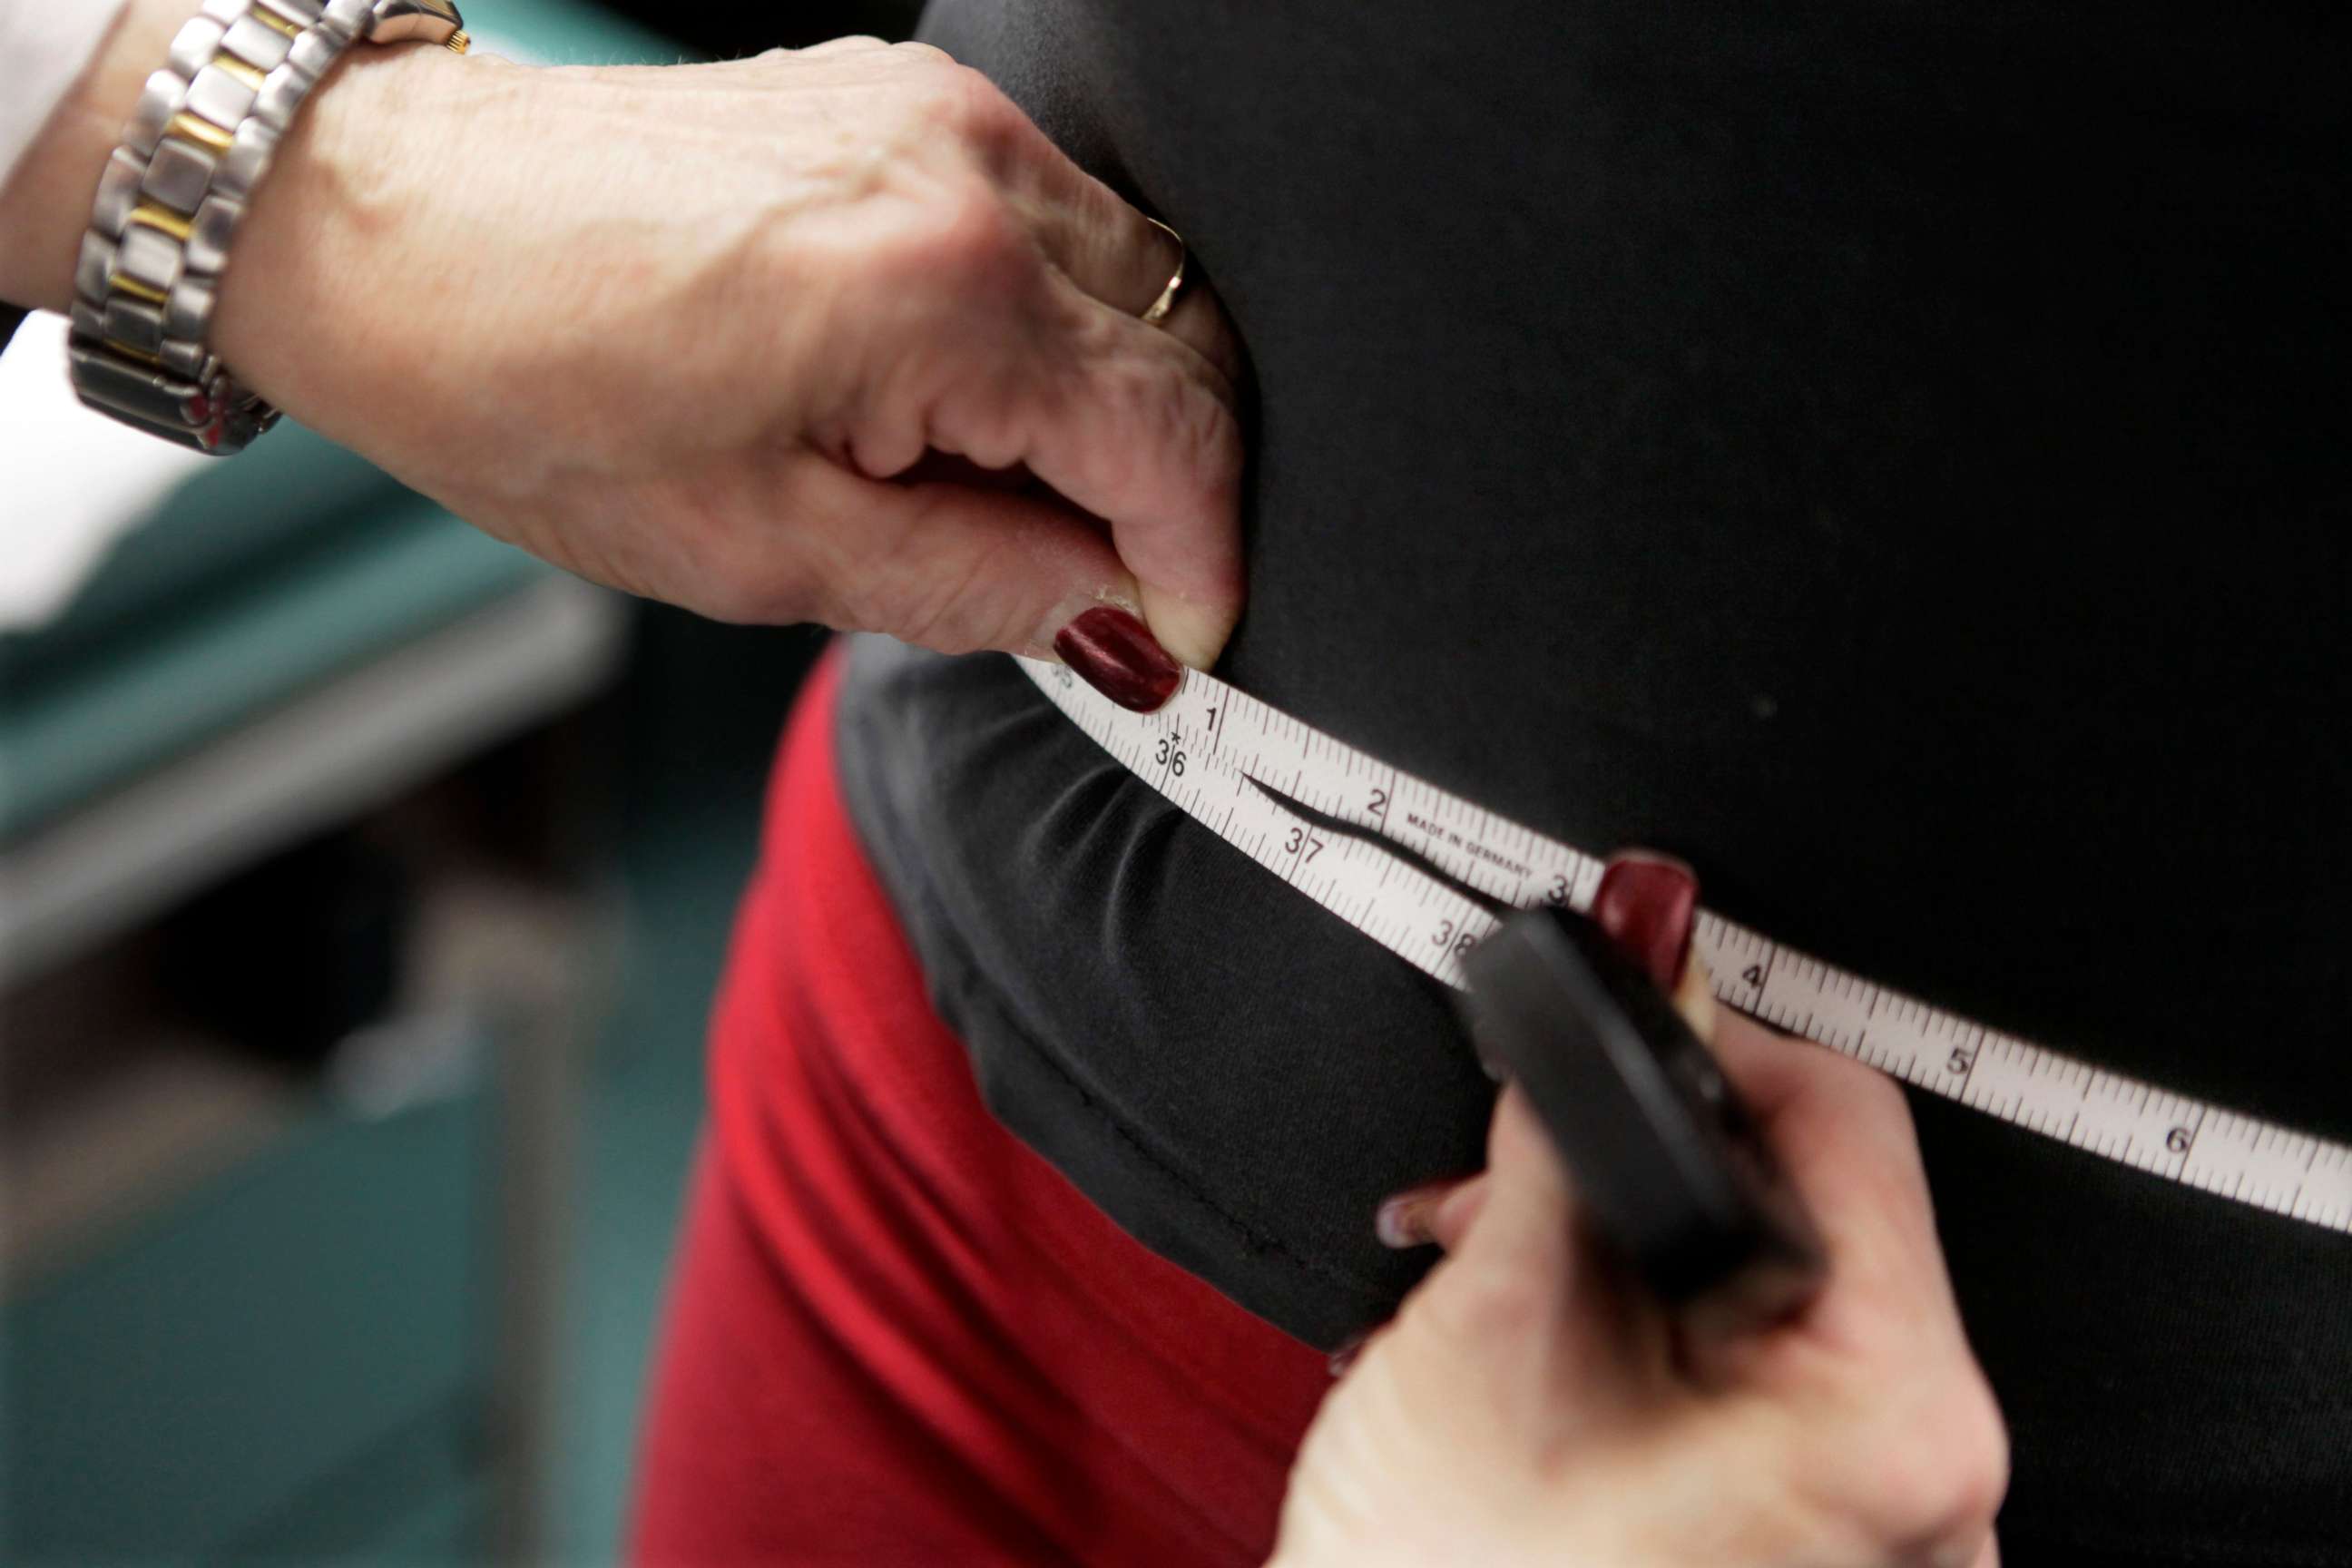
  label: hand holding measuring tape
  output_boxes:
[0,16,1243,669]
[1270,853,2009,1568]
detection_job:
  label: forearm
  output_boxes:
[0,0,449,336]
[0,0,193,310]
[0,23,1241,672]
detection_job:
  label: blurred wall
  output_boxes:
[2,3,914,1563]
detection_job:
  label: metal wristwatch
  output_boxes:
[67,0,469,454]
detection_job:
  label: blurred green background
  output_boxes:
[0,2,923,1562]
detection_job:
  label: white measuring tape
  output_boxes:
[1018,656,2352,1236]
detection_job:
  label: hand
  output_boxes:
[1273,862,2009,1568]
[2,5,1244,679]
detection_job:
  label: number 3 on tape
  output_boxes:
[1019,655,2352,1238]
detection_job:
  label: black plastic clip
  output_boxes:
[1458,906,1827,1338]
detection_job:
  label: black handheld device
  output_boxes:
[1457,906,1827,1337]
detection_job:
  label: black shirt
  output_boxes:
[839,2,2349,1560]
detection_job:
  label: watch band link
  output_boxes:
[67,0,467,454]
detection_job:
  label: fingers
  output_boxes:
[919,270,1246,669]
[1588,849,1701,991]
[984,104,1247,387]
[1367,845,2003,1561]
[779,455,1151,658]
[1374,1173,1487,1252]
[966,88,1250,671]
[1416,1087,1671,1413]
[1456,1087,1578,1284]
[1044,282,1246,669]
[793,49,1245,671]
[1701,1009,2009,1553]
[1426,1177,1489,1251]
[1375,848,1707,1381]
[1706,1012,1958,1318]
[1046,197,1246,393]
[1576,839,1955,1324]
[1681,961,2009,1554]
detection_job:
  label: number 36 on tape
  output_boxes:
[1020,655,2352,1237]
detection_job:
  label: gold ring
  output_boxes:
[1139,216,1188,328]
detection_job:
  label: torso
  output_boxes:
[836,4,2352,1558]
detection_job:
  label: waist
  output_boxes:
[704,645,1328,1473]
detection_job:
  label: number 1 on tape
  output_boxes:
[1019,655,2352,1237]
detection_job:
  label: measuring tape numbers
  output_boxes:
[1016,656,2352,1237]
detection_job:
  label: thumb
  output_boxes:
[1436,1084,1669,1408]
[889,266,1243,672]
[1435,848,1707,1385]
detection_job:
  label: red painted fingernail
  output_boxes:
[1054,606,1181,712]
[1591,850,1699,992]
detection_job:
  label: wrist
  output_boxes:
[0,0,202,310]
[15,0,485,449]
[205,34,472,400]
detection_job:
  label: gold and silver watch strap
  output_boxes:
[67,0,467,454]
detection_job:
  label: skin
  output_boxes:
[0,0,1247,667]
[1275,965,2010,1568]
[2,9,2007,1559]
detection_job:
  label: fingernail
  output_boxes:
[1138,581,1237,671]
[1374,1182,1449,1250]
[1327,1333,1367,1377]
[1054,606,1181,712]
[1591,849,1700,992]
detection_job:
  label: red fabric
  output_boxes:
[630,649,1332,1566]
